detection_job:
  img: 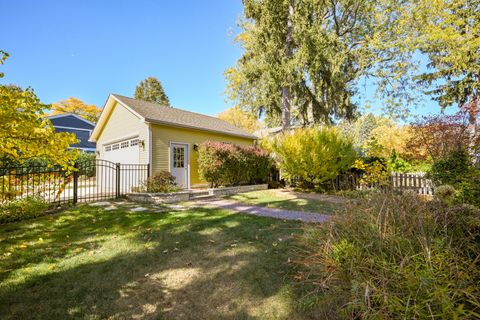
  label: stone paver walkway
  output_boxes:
[192,198,330,223]
[89,198,330,223]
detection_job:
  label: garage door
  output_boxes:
[103,137,140,164]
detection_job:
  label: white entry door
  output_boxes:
[170,143,189,189]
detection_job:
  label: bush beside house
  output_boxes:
[135,171,178,193]
[198,142,271,187]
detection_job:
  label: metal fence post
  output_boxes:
[73,162,79,204]
[115,163,120,199]
[147,163,150,179]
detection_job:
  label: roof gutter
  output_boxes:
[144,118,258,140]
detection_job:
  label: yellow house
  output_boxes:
[89,94,257,189]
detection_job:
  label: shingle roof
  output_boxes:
[112,94,257,139]
[48,114,95,130]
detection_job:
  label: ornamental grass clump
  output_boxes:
[295,192,480,319]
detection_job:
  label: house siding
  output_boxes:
[150,124,255,186]
[96,101,149,164]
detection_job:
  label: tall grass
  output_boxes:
[295,192,480,319]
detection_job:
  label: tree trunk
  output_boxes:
[281,0,294,130]
[307,78,316,125]
[467,96,479,163]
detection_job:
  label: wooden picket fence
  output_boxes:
[390,172,434,195]
[329,172,434,195]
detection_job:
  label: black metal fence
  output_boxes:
[0,159,149,205]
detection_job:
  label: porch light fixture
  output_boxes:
[193,144,199,151]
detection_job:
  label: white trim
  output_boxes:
[89,94,145,142]
[110,95,145,121]
[148,124,153,176]
[75,147,96,152]
[53,125,93,133]
[145,118,257,140]
[101,134,140,146]
[47,113,96,126]
[169,141,190,190]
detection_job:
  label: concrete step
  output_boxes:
[189,194,215,200]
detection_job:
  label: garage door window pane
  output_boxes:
[173,147,185,168]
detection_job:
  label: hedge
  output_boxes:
[198,141,271,187]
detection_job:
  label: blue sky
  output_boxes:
[1,0,450,118]
[1,0,244,116]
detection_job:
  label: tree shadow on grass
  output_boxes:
[225,191,336,214]
[0,205,306,319]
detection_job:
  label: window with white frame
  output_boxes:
[130,139,139,147]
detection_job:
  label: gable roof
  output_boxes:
[47,113,95,129]
[90,94,257,141]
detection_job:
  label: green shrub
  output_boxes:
[387,151,413,172]
[429,149,472,186]
[76,152,96,177]
[435,184,456,205]
[429,149,480,207]
[0,196,49,223]
[138,171,178,193]
[271,127,357,188]
[296,192,480,318]
[198,142,271,187]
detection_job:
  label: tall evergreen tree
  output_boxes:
[134,76,171,106]
[226,0,375,128]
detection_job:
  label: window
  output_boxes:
[112,144,119,150]
[105,145,111,152]
[121,141,129,149]
[173,147,185,168]
[130,139,139,147]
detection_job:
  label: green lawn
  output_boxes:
[225,189,340,214]
[0,201,306,319]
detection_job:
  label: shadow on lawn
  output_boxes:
[0,204,305,319]
[226,191,335,214]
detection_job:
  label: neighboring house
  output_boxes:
[89,94,257,189]
[47,113,96,153]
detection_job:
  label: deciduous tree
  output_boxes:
[406,110,479,162]
[0,85,78,167]
[218,106,261,133]
[51,97,102,123]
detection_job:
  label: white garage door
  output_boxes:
[103,137,140,164]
